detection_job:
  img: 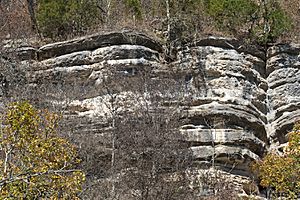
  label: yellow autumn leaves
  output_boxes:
[253,122,300,199]
[0,102,85,199]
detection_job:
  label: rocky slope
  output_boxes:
[3,31,300,194]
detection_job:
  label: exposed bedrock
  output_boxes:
[38,31,163,60]
[28,32,161,86]
[176,38,268,174]
[19,32,164,179]
[7,32,300,183]
[24,32,162,109]
[267,44,300,145]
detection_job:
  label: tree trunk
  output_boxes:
[26,0,39,35]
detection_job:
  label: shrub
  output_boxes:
[253,122,300,199]
[204,0,258,32]
[37,0,103,39]
[0,102,85,199]
[125,0,143,19]
[204,0,292,44]
[255,0,292,44]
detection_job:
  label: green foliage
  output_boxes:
[125,0,143,19]
[204,0,258,32]
[37,0,102,38]
[34,0,293,43]
[204,0,292,44]
[253,122,300,199]
[0,102,85,199]
[255,0,292,44]
[170,0,203,10]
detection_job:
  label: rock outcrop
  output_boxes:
[3,31,300,194]
[266,44,300,146]
[177,39,268,175]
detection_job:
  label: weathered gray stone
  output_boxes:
[186,37,266,60]
[266,43,300,144]
[7,32,300,195]
[38,31,163,60]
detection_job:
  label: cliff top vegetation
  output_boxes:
[0,0,299,45]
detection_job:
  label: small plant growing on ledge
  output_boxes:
[252,122,300,199]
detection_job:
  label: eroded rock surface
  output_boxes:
[4,32,300,193]
[267,44,300,146]
[175,38,267,174]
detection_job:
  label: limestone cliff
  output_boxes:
[3,31,300,194]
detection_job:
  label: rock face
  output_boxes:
[177,39,268,176]
[266,44,300,146]
[5,31,300,192]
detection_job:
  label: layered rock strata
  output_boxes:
[4,32,300,182]
[177,38,268,175]
[266,44,300,146]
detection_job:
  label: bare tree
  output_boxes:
[65,59,196,200]
[26,0,39,34]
